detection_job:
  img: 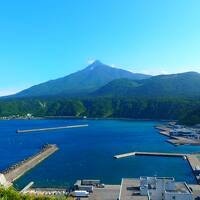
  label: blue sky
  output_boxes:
[0,0,200,96]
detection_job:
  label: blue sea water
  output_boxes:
[0,119,199,189]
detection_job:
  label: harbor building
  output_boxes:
[170,128,195,136]
[169,128,200,140]
[119,177,193,200]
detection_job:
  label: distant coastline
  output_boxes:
[0,115,172,122]
[45,116,170,121]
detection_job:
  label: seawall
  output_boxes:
[2,144,58,185]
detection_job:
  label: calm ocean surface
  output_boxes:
[0,119,199,189]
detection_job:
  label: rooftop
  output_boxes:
[140,176,174,181]
[166,182,192,194]
[88,185,120,200]
[119,177,192,200]
[119,178,148,200]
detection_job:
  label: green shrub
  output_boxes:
[0,187,69,200]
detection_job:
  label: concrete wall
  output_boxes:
[0,173,9,187]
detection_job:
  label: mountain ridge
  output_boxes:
[3,60,200,99]
[8,60,151,98]
[94,71,200,97]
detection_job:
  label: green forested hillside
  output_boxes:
[94,72,200,98]
[1,69,200,125]
[180,106,200,125]
[0,97,199,125]
[93,78,140,96]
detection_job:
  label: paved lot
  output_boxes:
[79,185,120,200]
[119,179,148,200]
[188,184,200,200]
[76,182,200,200]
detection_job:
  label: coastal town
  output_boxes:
[0,113,35,120]
[156,122,200,146]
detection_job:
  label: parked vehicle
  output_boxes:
[71,190,89,197]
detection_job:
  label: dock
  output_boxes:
[17,124,88,133]
[114,151,200,184]
[114,152,136,159]
[156,125,200,146]
[20,181,34,193]
[187,155,200,183]
[155,125,171,133]
[114,151,186,159]
[2,144,58,184]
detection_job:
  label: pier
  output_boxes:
[187,155,200,183]
[20,181,34,193]
[17,124,88,133]
[114,151,186,159]
[114,151,200,184]
[114,152,136,159]
[2,144,58,184]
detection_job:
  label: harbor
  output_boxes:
[1,144,58,186]
[1,119,200,199]
[114,151,200,184]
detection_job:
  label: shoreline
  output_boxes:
[1,144,58,187]
[155,124,200,146]
[0,116,172,122]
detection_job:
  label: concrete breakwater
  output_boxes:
[114,151,200,184]
[114,151,186,159]
[17,124,88,133]
[2,144,58,185]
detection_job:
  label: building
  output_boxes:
[169,128,200,140]
[140,176,192,200]
[119,177,193,200]
[170,128,195,137]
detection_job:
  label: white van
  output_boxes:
[72,190,89,197]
